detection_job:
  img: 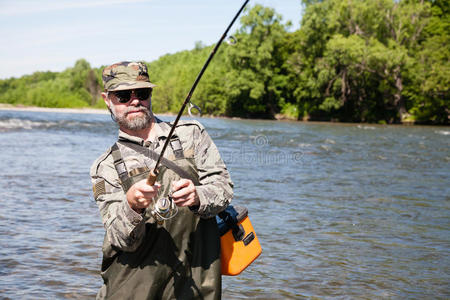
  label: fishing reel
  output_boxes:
[150,196,178,225]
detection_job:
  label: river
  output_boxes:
[0,109,448,299]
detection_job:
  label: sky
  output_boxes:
[0,0,303,79]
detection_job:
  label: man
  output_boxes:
[90,61,233,299]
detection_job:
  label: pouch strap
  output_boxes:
[218,206,245,241]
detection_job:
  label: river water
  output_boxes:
[0,109,448,299]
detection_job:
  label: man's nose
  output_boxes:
[129,91,140,104]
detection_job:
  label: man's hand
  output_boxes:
[171,179,199,207]
[127,179,161,213]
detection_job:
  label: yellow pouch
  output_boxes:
[217,206,262,276]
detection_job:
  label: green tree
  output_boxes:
[225,4,290,118]
[288,0,441,123]
[405,0,449,123]
[0,59,99,108]
[149,47,213,114]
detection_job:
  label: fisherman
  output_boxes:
[90,61,233,299]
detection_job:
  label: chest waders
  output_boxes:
[98,137,221,300]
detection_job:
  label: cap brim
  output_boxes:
[108,81,156,91]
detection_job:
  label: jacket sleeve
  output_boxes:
[90,155,146,252]
[192,124,234,218]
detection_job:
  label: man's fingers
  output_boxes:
[172,196,192,207]
[172,185,194,199]
[136,198,150,208]
[135,181,160,198]
[172,179,194,197]
[171,179,199,207]
[138,181,161,192]
[127,180,161,212]
[172,179,191,191]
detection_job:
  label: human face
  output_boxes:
[106,88,153,131]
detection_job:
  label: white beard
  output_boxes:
[112,103,153,131]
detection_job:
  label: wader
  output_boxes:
[97,139,221,300]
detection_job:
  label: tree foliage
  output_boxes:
[0,59,101,108]
[0,2,447,124]
[287,0,447,123]
[224,5,291,118]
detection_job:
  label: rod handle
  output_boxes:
[147,169,159,186]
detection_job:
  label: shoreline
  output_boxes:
[0,103,220,119]
[0,103,109,115]
[1,103,447,127]
[0,103,179,117]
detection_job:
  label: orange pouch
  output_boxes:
[216,206,262,276]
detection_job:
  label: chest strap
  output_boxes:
[169,137,185,159]
[111,143,131,191]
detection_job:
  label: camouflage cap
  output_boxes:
[102,61,156,91]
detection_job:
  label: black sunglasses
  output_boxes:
[110,88,152,103]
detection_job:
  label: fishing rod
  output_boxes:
[147,0,250,185]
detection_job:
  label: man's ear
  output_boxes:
[103,92,117,122]
[102,92,110,109]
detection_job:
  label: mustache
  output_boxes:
[125,105,150,115]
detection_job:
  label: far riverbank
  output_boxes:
[0,103,108,115]
[0,103,176,117]
[1,103,448,127]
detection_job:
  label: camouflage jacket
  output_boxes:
[90,117,234,253]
